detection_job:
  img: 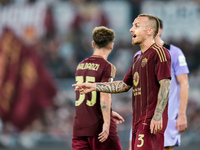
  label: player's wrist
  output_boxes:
[94,83,97,91]
[178,112,186,116]
[104,122,110,126]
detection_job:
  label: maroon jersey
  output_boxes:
[73,55,117,137]
[123,43,171,133]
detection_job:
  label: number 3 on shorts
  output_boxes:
[137,134,144,147]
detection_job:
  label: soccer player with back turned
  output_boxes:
[72,26,123,150]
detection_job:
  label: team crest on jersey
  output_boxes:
[141,58,148,67]
[133,72,139,86]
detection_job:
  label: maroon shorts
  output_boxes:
[132,130,164,150]
[131,118,167,150]
[72,135,122,150]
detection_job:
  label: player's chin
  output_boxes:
[132,40,138,45]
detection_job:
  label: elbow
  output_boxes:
[124,88,131,92]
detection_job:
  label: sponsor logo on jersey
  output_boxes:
[133,72,139,86]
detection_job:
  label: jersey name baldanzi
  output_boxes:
[77,63,100,71]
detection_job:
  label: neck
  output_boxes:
[93,48,111,60]
[155,36,164,46]
[140,37,155,53]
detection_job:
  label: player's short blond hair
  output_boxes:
[138,14,160,38]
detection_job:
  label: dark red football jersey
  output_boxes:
[73,55,117,137]
[123,43,171,133]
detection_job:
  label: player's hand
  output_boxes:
[98,123,110,143]
[112,111,125,124]
[176,114,187,133]
[72,83,96,94]
[150,117,163,134]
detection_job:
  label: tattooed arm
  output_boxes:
[96,81,131,93]
[150,79,170,134]
[98,93,111,142]
[73,81,131,94]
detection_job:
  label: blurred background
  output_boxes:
[0,0,200,150]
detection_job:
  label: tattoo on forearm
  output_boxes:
[101,105,108,111]
[117,82,124,91]
[153,79,170,121]
[111,84,116,92]
[101,99,109,115]
[153,108,163,121]
[96,81,130,93]
[97,84,111,93]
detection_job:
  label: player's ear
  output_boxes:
[147,27,154,37]
[110,42,114,50]
[92,41,95,48]
[158,28,162,36]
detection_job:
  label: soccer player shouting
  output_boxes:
[73,14,171,150]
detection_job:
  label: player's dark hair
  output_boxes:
[138,14,160,38]
[157,17,163,29]
[92,26,115,49]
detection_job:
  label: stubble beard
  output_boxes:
[132,40,139,46]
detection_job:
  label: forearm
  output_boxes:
[153,79,171,121]
[96,81,131,93]
[178,76,189,115]
[100,93,111,126]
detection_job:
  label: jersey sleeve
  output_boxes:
[171,45,189,76]
[123,66,133,86]
[155,47,171,81]
[101,62,116,82]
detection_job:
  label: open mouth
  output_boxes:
[132,35,136,39]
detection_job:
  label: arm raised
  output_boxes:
[72,81,131,94]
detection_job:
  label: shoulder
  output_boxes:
[106,61,116,72]
[151,43,170,61]
[81,56,92,63]
[169,44,187,65]
[169,45,189,68]
[101,60,116,78]
[169,44,184,56]
[151,43,169,53]
[77,57,88,65]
